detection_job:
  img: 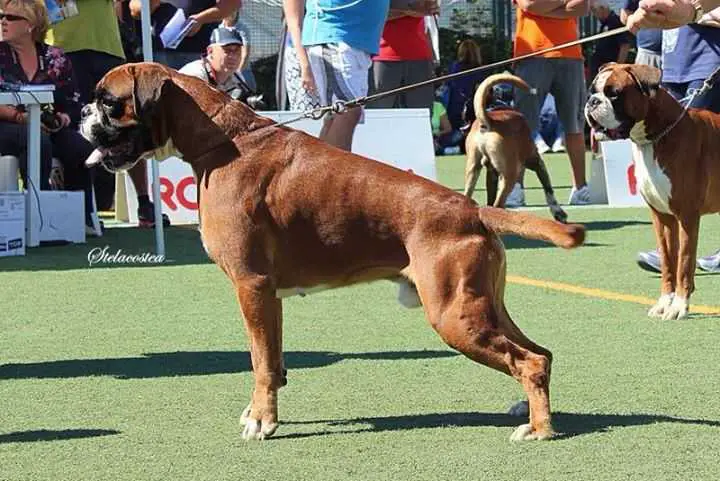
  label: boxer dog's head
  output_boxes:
[81,63,180,172]
[584,63,662,141]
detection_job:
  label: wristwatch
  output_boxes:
[691,0,705,23]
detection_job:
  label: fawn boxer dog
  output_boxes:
[464,73,567,223]
[585,63,720,320]
[81,63,585,441]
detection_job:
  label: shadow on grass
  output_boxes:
[0,225,211,272]
[580,220,651,231]
[0,349,458,380]
[501,235,606,250]
[278,411,720,440]
[0,429,121,444]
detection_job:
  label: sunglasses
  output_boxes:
[0,13,27,21]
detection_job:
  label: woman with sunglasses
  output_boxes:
[0,0,98,235]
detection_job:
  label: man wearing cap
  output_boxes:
[179,26,253,100]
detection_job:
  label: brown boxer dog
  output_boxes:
[464,73,567,223]
[585,63,720,320]
[81,63,585,441]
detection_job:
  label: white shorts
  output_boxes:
[306,42,372,108]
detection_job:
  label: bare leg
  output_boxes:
[319,109,362,152]
[565,132,586,189]
[128,159,148,196]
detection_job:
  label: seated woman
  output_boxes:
[0,0,97,234]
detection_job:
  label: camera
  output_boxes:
[41,104,62,131]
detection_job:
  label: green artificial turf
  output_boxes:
[1,153,719,481]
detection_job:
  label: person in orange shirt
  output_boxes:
[508,0,591,207]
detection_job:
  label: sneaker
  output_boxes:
[551,138,566,153]
[443,146,461,155]
[138,201,171,228]
[697,249,720,273]
[568,185,591,205]
[505,182,526,207]
[637,249,661,273]
[85,214,104,238]
[535,135,550,155]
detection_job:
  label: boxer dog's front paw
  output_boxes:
[661,296,689,320]
[509,423,554,442]
[242,408,279,441]
[648,293,674,318]
[240,402,252,426]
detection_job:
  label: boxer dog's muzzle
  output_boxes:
[584,63,662,142]
[81,63,178,172]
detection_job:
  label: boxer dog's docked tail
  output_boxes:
[479,207,585,249]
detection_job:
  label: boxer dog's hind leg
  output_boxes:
[486,167,499,207]
[464,145,484,199]
[414,237,553,441]
[235,277,284,440]
[648,209,679,318]
[492,174,514,209]
[525,153,567,223]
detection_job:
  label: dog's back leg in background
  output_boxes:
[525,154,568,223]
[464,143,485,199]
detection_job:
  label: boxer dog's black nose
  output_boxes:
[588,96,602,108]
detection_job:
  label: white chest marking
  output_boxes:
[631,140,673,214]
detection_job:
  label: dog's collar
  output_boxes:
[630,106,688,146]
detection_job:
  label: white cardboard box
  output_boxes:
[599,139,646,207]
[28,191,86,244]
[0,191,26,257]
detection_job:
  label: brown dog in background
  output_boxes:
[464,73,567,223]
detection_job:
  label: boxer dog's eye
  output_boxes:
[605,87,621,101]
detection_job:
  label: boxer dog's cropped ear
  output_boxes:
[131,65,172,120]
[625,65,662,97]
[598,62,618,74]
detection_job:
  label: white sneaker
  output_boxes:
[637,249,661,273]
[535,135,550,155]
[697,249,720,273]
[568,185,591,205]
[505,182,526,207]
[551,138,566,152]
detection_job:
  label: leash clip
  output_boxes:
[332,100,348,114]
[308,107,328,121]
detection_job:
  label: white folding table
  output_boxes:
[0,86,55,247]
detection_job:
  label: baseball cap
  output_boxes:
[209,26,244,47]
